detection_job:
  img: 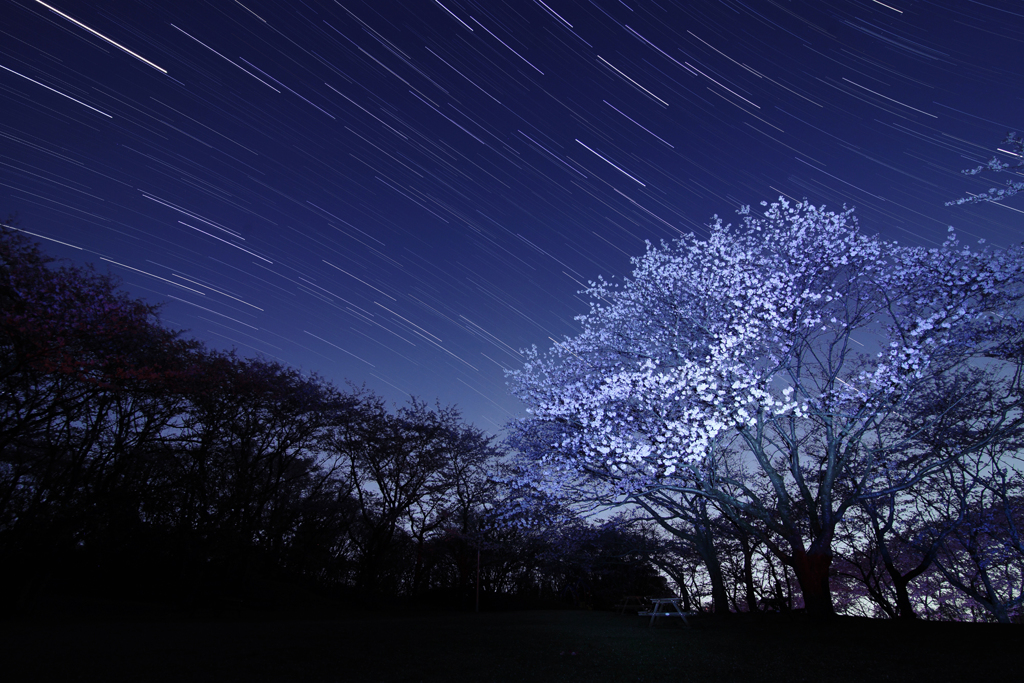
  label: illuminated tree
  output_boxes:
[508,198,1024,616]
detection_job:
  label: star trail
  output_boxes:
[2,0,1022,433]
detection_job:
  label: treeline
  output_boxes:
[0,223,664,615]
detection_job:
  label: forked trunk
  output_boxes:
[892,575,918,620]
[791,547,835,617]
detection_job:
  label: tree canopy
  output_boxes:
[507,198,1024,616]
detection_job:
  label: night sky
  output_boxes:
[2,0,1022,433]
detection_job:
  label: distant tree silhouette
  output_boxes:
[0,221,200,609]
[329,396,502,597]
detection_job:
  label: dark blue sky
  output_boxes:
[2,0,1022,433]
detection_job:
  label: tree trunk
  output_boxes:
[412,543,424,595]
[791,546,835,616]
[989,602,1011,624]
[872,512,921,620]
[706,550,731,614]
[694,529,730,614]
[891,575,918,620]
[677,579,692,612]
[740,537,759,612]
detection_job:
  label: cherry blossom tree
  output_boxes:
[508,198,1024,616]
[947,131,1024,206]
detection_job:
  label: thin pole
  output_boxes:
[475,548,481,613]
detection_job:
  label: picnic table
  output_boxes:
[637,597,693,627]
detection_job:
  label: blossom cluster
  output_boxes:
[507,199,1024,501]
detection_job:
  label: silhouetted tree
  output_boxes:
[0,222,199,608]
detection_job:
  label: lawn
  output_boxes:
[1,606,1017,682]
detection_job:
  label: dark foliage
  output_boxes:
[0,223,664,615]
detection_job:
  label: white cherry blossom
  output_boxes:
[506,198,1024,616]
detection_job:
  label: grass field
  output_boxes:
[2,606,1018,682]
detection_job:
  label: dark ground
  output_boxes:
[1,601,1017,682]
